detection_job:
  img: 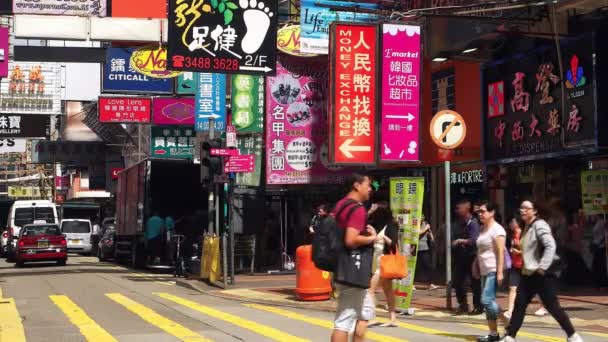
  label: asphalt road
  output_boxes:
[0,255,606,342]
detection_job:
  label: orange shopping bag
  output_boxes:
[380,251,408,279]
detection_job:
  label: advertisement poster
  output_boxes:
[98,97,151,123]
[232,74,264,133]
[13,0,107,16]
[150,126,195,159]
[390,177,425,311]
[381,24,421,162]
[0,27,8,78]
[329,23,377,165]
[152,98,195,125]
[129,45,182,79]
[0,139,27,153]
[235,135,262,187]
[266,56,345,185]
[300,0,378,54]
[195,73,226,131]
[102,48,173,94]
[167,0,277,75]
[0,114,48,138]
[0,62,62,115]
[581,171,608,215]
[177,72,197,94]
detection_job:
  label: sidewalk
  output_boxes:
[176,274,608,333]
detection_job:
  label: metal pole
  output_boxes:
[445,160,453,310]
[229,178,235,285]
[207,119,215,235]
[222,233,228,289]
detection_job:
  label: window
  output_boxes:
[61,221,91,233]
[14,207,56,227]
[34,207,55,223]
[22,225,61,237]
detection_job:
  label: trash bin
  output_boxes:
[295,245,332,301]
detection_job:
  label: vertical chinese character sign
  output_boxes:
[390,177,424,311]
[329,23,378,165]
[381,24,421,162]
[167,0,277,75]
[195,73,226,131]
[232,74,264,133]
[236,135,262,187]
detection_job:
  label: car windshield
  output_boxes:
[14,207,55,227]
[22,225,61,237]
[103,219,115,226]
[102,230,115,239]
[61,221,91,234]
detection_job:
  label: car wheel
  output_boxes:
[98,248,106,262]
[57,259,67,266]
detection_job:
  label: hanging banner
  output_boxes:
[0,139,27,153]
[129,45,182,79]
[0,114,48,138]
[98,96,151,123]
[232,74,264,133]
[0,27,8,78]
[153,97,195,125]
[102,48,173,94]
[381,24,421,162]
[300,0,378,55]
[266,56,346,185]
[176,72,197,94]
[150,126,195,159]
[167,0,278,75]
[235,135,262,187]
[13,0,107,16]
[277,25,318,57]
[0,62,62,115]
[581,171,608,215]
[329,23,378,165]
[390,177,425,311]
[195,73,226,131]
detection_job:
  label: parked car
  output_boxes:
[92,217,115,256]
[1,230,8,257]
[60,219,92,254]
[6,200,59,261]
[15,223,67,267]
[97,229,116,261]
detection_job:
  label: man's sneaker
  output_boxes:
[477,334,501,342]
[499,336,516,342]
[469,307,485,315]
[567,333,584,342]
[454,306,469,315]
[534,308,548,316]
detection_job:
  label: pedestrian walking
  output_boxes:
[331,173,376,342]
[307,204,329,243]
[505,217,524,319]
[591,215,608,290]
[500,199,583,342]
[452,199,483,315]
[418,215,438,290]
[474,201,508,342]
[366,201,399,327]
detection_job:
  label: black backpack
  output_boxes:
[312,199,361,271]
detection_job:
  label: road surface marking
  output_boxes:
[245,303,408,342]
[376,318,476,340]
[50,295,117,342]
[128,272,174,286]
[466,323,562,342]
[155,292,310,342]
[0,293,26,342]
[106,293,211,342]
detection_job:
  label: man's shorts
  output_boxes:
[334,283,369,332]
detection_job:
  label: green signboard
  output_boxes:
[235,135,262,187]
[176,72,196,94]
[231,74,264,133]
[150,126,195,159]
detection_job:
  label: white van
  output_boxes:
[6,200,59,259]
[60,219,93,254]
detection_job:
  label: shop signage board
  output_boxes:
[30,140,105,165]
[98,96,151,123]
[167,0,278,75]
[8,186,52,199]
[152,97,195,125]
[266,56,346,185]
[224,154,254,173]
[235,135,262,187]
[329,23,378,165]
[111,168,123,180]
[232,74,264,133]
[390,177,425,311]
[195,73,226,131]
[276,25,318,57]
[150,126,195,159]
[102,48,173,94]
[0,27,8,78]
[0,62,62,115]
[300,0,378,55]
[129,45,182,79]
[13,0,107,16]
[0,114,48,138]
[176,72,197,94]
[581,170,608,215]
[211,148,239,157]
[380,24,422,162]
[0,139,26,153]
[430,110,466,150]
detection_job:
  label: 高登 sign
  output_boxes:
[329,23,378,165]
[430,110,467,150]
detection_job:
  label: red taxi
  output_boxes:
[15,223,67,267]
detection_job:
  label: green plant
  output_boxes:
[210,0,238,25]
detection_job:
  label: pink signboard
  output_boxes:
[211,148,239,157]
[152,97,195,125]
[380,24,422,162]
[0,27,8,78]
[224,155,254,173]
[266,56,347,185]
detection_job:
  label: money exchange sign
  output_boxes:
[167,0,278,75]
[381,24,422,162]
[329,23,378,165]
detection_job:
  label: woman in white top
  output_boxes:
[475,201,507,342]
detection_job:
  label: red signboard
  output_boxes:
[211,148,239,157]
[98,97,151,123]
[329,23,378,165]
[224,155,254,173]
[111,168,124,180]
